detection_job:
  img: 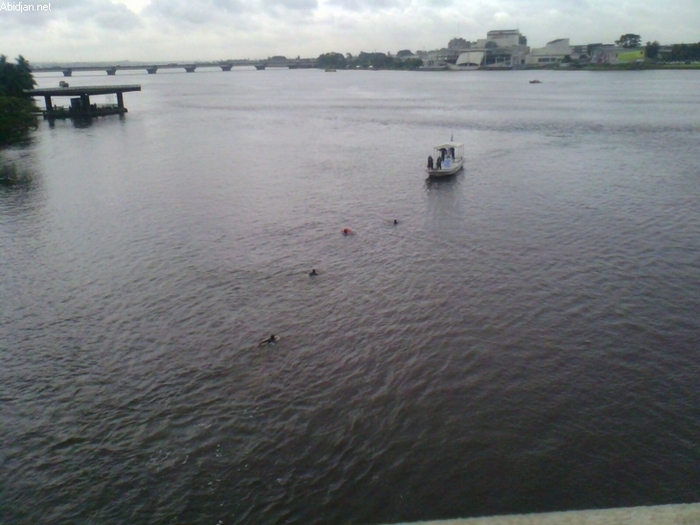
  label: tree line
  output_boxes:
[0,55,37,146]
[316,51,423,70]
[662,42,700,62]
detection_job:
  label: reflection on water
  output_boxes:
[0,148,39,191]
[424,172,462,191]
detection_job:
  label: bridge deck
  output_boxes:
[25,85,141,97]
[25,84,141,120]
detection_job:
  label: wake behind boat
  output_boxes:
[426,141,464,177]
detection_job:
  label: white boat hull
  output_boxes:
[427,159,463,177]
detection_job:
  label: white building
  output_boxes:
[477,30,530,68]
[422,29,530,70]
[476,29,526,48]
[525,38,571,66]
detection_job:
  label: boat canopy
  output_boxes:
[433,141,464,150]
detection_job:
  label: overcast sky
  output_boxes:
[1,0,698,63]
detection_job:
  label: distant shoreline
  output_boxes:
[554,63,700,71]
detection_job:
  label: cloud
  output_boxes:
[324,0,405,13]
[92,4,144,30]
[0,0,142,31]
[1,0,699,63]
[142,0,250,25]
[262,0,319,12]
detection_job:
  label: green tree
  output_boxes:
[0,96,36,145]
[616,33,641,48]
[0,55,37,146]
[350,52,388,68]
[669,42,700,62]
[645,41,660,60]
[0,55,36,97]
[317,52,347,69]
[397,58,423,70]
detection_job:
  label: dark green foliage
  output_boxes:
[316,51,422,70]
[645,41,660,60]
[0,96,37,145]
[0,55,37,146]
[666,42,700,62]
[0,55,36,97]
[363,52,393,68]
[395,58,423,70]
[616,34,642,48]
[317,52,347,69]
[351,52,395,69]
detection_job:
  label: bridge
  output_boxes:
[31,59,318,76]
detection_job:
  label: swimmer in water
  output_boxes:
[309,269,318,276]
[259,334,279,347]
[393,219,398,225]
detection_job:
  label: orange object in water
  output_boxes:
[342,228,354,235]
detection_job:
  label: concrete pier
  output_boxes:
[24,84,141,120]
[387,502,700,525]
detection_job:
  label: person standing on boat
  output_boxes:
[427,155,434,169]
[436,156,442,170]
[440,148,446,162]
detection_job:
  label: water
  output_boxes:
[1,68,699,525]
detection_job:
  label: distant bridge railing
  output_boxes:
[31,59,318,76]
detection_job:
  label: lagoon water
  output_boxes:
[1,68,699,525]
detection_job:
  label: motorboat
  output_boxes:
[426,141,464,177]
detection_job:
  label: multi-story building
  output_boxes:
[476,29,527,48]
[525,38,571,66]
